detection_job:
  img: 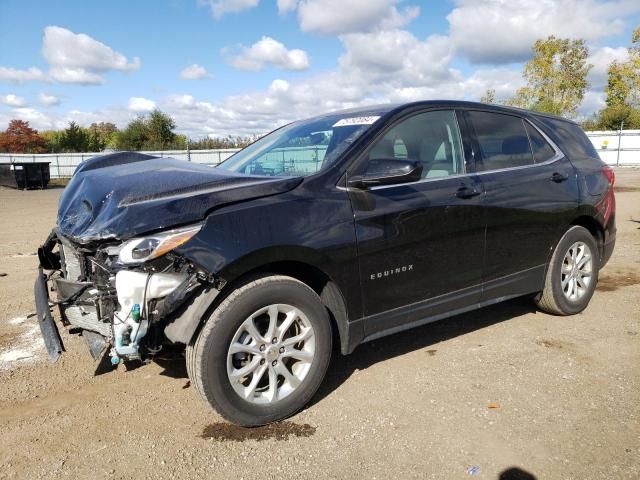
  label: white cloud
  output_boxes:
[587,46,629,89]
[48,67,104,85]
[448,0,640,64]
[198,0,259,19]
[38,93,61,106]
[1,108,57,130]
[180,64,212,80]
[41,26,140,85]
[578,90,608,117]
[277,0,299,13]
[0,94,27,107]
[296,0,419,35]
[226,36,310,71]
[0,66,47,84]
[128,97,156,112]
[339,31,456,87]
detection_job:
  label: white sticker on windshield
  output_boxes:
[332,116,380,127]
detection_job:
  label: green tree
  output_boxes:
[59,121,89,152]
[116,116,148,150]
[116,110,180,151]
[145,110,176,149]
[40,130,64,153]
[593,103,640,130]
[509,36,592,117]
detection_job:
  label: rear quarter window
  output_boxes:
[525,123,556,163]
[533,117,602,165]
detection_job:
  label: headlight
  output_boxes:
[118,224,202,264]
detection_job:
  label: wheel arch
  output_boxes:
[221,259,351,356]
[174,246,354,355]
[569,215,605,261]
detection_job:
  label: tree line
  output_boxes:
[0,109,256,154]
[480,27,640,130]
[1,27,639,154]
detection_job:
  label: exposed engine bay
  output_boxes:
[37,226,223,368]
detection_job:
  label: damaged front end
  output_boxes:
[36,224,223,369]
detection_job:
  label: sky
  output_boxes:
[0,0,639,138]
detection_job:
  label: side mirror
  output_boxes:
[349,158,423,189]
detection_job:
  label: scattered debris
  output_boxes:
[0,321,45,370]
[466,465,480,476]
[8,316,27,326]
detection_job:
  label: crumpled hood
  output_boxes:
[57,152,302,243]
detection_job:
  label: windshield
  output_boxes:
[216,113,381,177]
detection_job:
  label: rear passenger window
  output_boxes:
[525,123,556,163]
[467,111,534,171]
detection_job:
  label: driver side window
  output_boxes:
[364,110,464,179]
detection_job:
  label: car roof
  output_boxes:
[312,100,577,126]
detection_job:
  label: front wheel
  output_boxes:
[187,275,332,426]
[535,225,600,315]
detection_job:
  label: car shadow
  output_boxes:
[309,296,538,408]
[153,296,539,402]
[499,467,537,479]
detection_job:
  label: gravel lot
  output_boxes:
[0,170,638,480]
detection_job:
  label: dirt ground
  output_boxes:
[0,170,639,480]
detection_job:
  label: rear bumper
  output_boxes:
[34,267,64,362]
[601,231,615,268]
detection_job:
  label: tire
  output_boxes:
[535,226,600,315]
[187,275,332,426]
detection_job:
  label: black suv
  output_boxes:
[36,101,616,426]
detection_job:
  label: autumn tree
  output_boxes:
[480,89,496,104]
[587,26,640,130]
[509,36,592,117]
[605,27,640,108]
[580,27,640,130]
[0,120,47,153]
[87,122,118,151]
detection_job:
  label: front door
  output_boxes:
[347,109,486,337]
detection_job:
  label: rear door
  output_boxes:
[348,109,486,336]
[462,109,579,300]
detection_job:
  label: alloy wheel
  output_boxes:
[226,304,315,404]
[560,241,593,302]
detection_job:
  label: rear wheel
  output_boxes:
[536,226,599,315]
[187,275,332,426]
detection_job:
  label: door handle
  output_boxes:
[455,186,481,199]
[550,172,569,183]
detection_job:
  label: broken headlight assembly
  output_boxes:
[109,224,203,365]
[117,224,202,264]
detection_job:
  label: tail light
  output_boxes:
[598,165,615,226]
[602,165,615,187]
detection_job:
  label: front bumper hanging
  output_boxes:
[34,267,64,362]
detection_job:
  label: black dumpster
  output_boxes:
[0,162,51,189]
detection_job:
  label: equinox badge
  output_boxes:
[370,264,414,280]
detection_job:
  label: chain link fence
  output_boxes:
[0,130,638,179]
